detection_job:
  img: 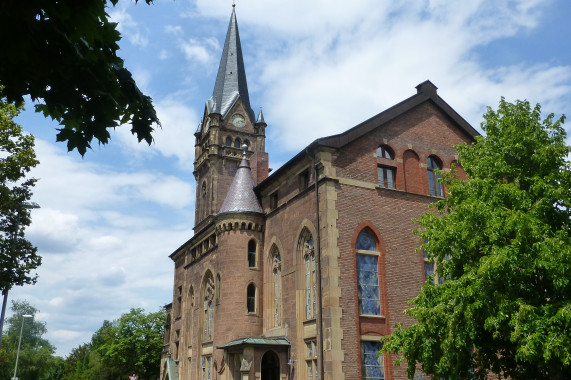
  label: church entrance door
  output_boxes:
[260,350,280,380]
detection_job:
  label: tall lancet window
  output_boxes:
[270,245,282,327]
[299,229,317,320]
[356,229,381,316]
[203,274,214,342]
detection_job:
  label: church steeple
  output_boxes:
[193,5,269,229]
[206,6,255,122]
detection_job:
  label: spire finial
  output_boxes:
[242,143,248,159]
[232,1,236,7]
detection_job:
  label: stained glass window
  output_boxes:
[356,230,381,315]
[357,230,376,251]
[427,156,443,196]
[361,341,384,380]
[357,255,381,315]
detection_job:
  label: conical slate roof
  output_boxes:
[256,108,266,124]
[219,148,263,215]
[206,7,255,122]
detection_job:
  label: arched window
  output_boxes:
[427,156,443,196]
[376,145,394,159]
[377,145,395,189]
[299,229,316,320]
[225,136,232,146]
[202,273,214,342]
[247,283,256,313]
[186,287,194,348]
[233,138,241,148]
[248,240,257,268]
[270,245,282,327]
[244,139,250,148]
[356,229,381,316]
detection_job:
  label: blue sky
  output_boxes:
[7,0,571,357]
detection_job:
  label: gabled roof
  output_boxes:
[317,80,478,148]
[219,149,263,215]
[206,6,255,122]
[256,80,479,191]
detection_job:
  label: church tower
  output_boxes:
[193,5,269,229]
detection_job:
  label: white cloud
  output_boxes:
[180,38,217,65]
[108,5,149,47]
[238,0,571,151]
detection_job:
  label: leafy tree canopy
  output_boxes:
[382,99,571,379]
[61,308,165,380]
[0,300,58,380]
[0,88,40,293]
[0,0,159,155]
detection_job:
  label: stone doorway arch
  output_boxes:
[260,350,280,380]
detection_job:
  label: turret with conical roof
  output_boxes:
[219,145,263,215]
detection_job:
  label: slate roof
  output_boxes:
[217,336,290,349]
[206,7,255,122]
[219,149,263,215]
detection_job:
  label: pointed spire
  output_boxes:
[206,6,255,122]
[256,108,266,125]
[219,144,263,214]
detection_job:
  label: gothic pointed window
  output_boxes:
[225,136,232,146]
[356,229,381,316]
[427,156,443,196]
[269,245,282,327]
[187,287,194,348]
[299,230,317,320]
[202,274,214,342]
[233,138,241,148]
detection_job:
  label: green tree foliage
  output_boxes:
[0,0,159,155]
[0,300,60,380]
[382,99,571,379]
[0,89,40,294]
[62,308,165,380]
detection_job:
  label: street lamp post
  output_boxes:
[0,201,40,350]
[12,314,33,380]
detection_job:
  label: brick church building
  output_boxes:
[161,6,478,380]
